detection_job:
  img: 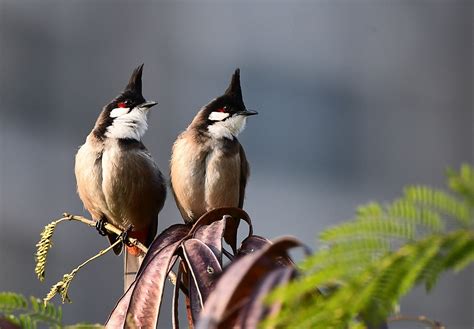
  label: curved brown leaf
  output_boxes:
[197,237,304,329]
[183,239,223,304]
[105,279,135,328]
[238,235,272,257]
[106,224,189,328]
[194,216,227,262]
[237,267,295,328]
[182,239,223,323]
[172,262,182,329]
[188,271,201,324]
[139,224,190,274]
[125,242,181,328]
[189,207,253,253]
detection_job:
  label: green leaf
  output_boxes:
[266,164,474,329]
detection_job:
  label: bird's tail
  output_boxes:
[124,250,144,292]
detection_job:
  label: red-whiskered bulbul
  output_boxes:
[170,69,257,223]
[74,64,166,291]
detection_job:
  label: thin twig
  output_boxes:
[61,213,177,285]
[62,213,148,253]
[44,238,123,304]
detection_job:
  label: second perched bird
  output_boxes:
[75,64,166,290]
[170,69,257,223]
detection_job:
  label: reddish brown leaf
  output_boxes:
[182,239,223,324]
[197,237,303,329]
[139,224,190,273]
[106,224,189,328]
[189,208,253,254]
[172,263,182,329]
[182,265,196,329]
[105,279,135,328]
[188,271,201,324]
[238,235,272,257]
[238,267,295,328]
[125,242,181,328]
[194,217,226,262]
[183,239,223,304]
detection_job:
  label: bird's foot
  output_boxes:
[95,218,108,236]
[119,225,134,245]
[122,226,145,256]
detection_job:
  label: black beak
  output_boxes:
[238,109,258,117]
[139,101,158,109]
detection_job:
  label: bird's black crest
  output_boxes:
[125,64,144,95]
[224,68,243,104]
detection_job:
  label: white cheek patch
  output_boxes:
[106,108,148,141]
[110,107,130,118]
[208,111,230,121]
[208,115,247,139]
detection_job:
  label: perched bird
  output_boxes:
[170,69,257,224]
[74,64,166,291]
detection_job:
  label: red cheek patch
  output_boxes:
[118,102,127,108]
[217,108,225,113]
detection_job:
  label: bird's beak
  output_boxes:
[238,109,258,117]
[139,101,158,109]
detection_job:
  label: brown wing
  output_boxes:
[223,143,249,250]
[170,179,192,222]
[102,143,166,242]
[238,143,250,208]
[75,138,123,254]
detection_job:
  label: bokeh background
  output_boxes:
[0,0,472,328]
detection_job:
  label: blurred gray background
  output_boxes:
[0,0,472,328]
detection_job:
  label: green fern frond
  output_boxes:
[320,217,416,242]
[29,297,62,327]
[447,164,474,205]
[0,292,62,329]
[0,292,102,328]
[299,238,390,279]
[0,292,28,313]
[355,202,384,219]
[265,164,474,329]
[387,199,444,233]
[404,185,472,227]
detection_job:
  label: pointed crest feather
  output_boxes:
[224,68,243,103]
[125,63,144,94]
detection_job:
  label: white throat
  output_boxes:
[207,115,247,139]
[105,107,149,141]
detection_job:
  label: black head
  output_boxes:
[93,64,157,139]
[110,64,147,110]
[193,69,257,139]
[203,69,257,123]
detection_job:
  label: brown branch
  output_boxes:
[62,213,148,253]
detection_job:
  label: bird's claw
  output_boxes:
[95,218,108,236]
[119,225,134,246]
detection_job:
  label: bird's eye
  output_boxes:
[217,106,227,113]
[117,102,127,108]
